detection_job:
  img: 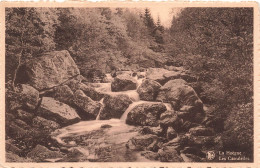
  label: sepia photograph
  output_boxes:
[2,3,257,165]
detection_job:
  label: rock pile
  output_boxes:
[6,51,221,162]
[5,50,106,162]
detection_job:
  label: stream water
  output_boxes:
[52,74,165,162]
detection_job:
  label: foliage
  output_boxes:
[5,8,58,89]
[222,103,253,158]
[168,8,253,110]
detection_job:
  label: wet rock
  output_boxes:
[53,85,74,105]
[140,151,159,160]
[27,145,64,162]
[73,90,102,119]
[146,68,169,85]
[100,94,132,119]
[137,79,161,101]
[111,74,137,92]
[156,79,203,113]
[6,152,32,162]
[166,127,177,140]
[126,134,163,152]
[38,97,81,126]
[17,50,80,90]
[79,83,104,101]
[159,110,182,130]
[180,153,203,162]
[139,126,163,136]
[15,109,34,124]
[158,146,183,162]
[126,102,167,127]
[189,126,215,136]
[101,124,112,128]
[32,116,60,131]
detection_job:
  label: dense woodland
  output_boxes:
[6,7,253,158]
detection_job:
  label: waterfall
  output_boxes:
[163,103,173,111]
[120,101,149,121]
[96,98,104,120]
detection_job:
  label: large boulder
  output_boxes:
[111,74,137,92]
[17,50,80,90]
[137,79,161,101]
[73,90,102,119]
[52,85,74,105]
[38,97,81,126]
[32,116,60,132]
[159,110,182,131]
[27,145,64,162]
[126,102,167,127]
[99,94,132,120]
[146,68,169,85]
[6,84,39,111]
[139,126,163,136]
[19,84,39,110]
[156,79,203,113]
[146,68,196,85]
[79,83,104,101]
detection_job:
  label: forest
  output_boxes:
[5,7,253,162]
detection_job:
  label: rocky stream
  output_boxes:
[6,50,223,162]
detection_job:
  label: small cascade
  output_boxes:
[120,101,147,121]
[96,98,104,120]
[105,73,113,81]
[163,103,173,111]
[53,119,124,145]
[134,75,144,89]
[95,83,111,92]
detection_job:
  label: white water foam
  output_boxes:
[95,98,104,120]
